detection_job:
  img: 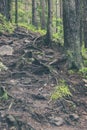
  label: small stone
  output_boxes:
[85,116,87,120]
[24,39,30,44]
[54,117,64,126]
[24,51,32,58]
[49,116,64,126]
[32,93,46,100]
[85,84,87,87]
[6,115,17,126]
[69,113,79,121]
[9,126,16,130]
[7,40,13,45]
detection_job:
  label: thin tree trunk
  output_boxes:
[60,0,62,18]
[40,0,46,29]
[15,0,18,25]
[32,0,38,28]
[46,0,53,46]
[83,0,87,48]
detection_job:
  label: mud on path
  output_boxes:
[0,27,87,130]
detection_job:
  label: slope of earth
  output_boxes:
[0,27,87,130]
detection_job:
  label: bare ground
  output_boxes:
[0,27,87,130]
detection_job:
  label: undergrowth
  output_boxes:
[18,18,64,45]
[53,18,64,45]
[79,45,87,78]
[18,23,46,35]
[82,45,87,67]
[51,80,71,100]
[79,67,87,78]
[0,14,14,33]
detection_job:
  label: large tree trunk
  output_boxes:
[0,0,5,15]
[63,0,83,69]
[0,0,11,21]
[83,0,87,48]
[6,0,12,21]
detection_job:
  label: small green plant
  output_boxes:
[58,79,66,84]
[51,82,71,100]
[79,67,87,78]
[81,45,87,67]
[84,60,87,67]
[0,87,8,100]
[68,70,75,74]
[82,44,87,60]
[0,62,8,71]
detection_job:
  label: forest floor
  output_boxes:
[0,27,87,130]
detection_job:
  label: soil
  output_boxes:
[0,27,87,130]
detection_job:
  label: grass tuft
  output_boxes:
[51,81,71,100]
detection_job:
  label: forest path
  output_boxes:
[0,27,87,130]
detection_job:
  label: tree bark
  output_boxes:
[46,0,53,46]
[0,0,5,15]
[60,0,63,18]
[15,0,18,25]
[40,0,46,29]
[83,0,87,48]
[0,0,11,21]
[63,0,83,69]
[32,0,38,28]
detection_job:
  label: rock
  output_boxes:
[69,113,79,121]
[0,45,13,55]
[6,115,17,126]
[48,116,64,126]
[54,117,64,126]
[24,51,32,58]
[9,126,17,130]
[24,39,31,44]
[31,93,46,100]
[7,40,13,45]
[85,84,87,87]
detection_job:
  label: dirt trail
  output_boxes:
[0,28,87,130]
